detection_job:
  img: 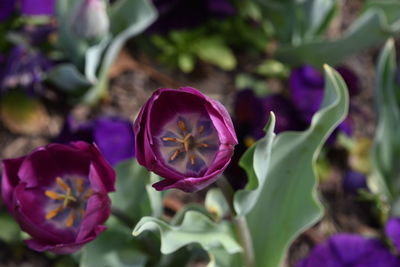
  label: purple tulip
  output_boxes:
[134,87,237,192]
[342,170,368,195]
[1,142,116,254]
[289,65,359,125]
[385,217,400,252]
[149,0,235,33]
[297,234,400,267]
[55,116,135,166]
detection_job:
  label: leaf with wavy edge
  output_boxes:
[133,211,242,264]
[247,65,349,267]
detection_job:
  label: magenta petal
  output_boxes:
[76,194,110,242]
[1,157,25,212]
[72,142,116,192]
[17,144,91,188]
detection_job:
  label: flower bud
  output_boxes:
[69,0,109,39]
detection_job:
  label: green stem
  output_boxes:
[217,178,255,267]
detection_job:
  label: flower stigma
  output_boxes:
[44,177,92,228]
[158,114,219,176]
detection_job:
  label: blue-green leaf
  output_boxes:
[82,0,157,104]
[46,64,92,93]
[111,159,162,223]
[133,211,242,257]
[205,188,230,222]
[234,114,276,216]
[80,219,147,267]
[277,6,400,67]
[247,65,349,267]
[371,38,400,203]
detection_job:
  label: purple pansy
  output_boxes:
[0,0,54,20]
[385,217,400,252]
[134,87,237,192]
[0,45,53,96]
[1,142,115,254]
[149,0,235,33]
[55,116,135,166]
[342,170,368,195]
[20,0,55,16]
[297,234,400,267]
[0,0,15,21]
[289,65,359,127]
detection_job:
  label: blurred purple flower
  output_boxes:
[0,0,15,21]
[134,87,237,192]
[1,142,115,254]
[0,45,53,96]
[297,234,400,267]
[342,170,368,195]
[56,116,135,166]
[149,0,235,33]
[0,0,54,20]
[289,65,359,127]
[385,217,400,252]
[20,0,55,16]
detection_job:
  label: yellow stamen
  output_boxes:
[190,154,196,165]
[170,149,180,161]
[56,177,70,191]
[45,190,64,200]
[197,125,204,135]
[46,206,64,220]
[80,208,86,218]
[162,137,177,142]
[178,120,187,132]
[75,178,84,194]
[197,143,209,148]
[85,188,93,199]
[66,211,76,227]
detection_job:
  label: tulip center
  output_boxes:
[158,114,219,176]
[44,176,92,228]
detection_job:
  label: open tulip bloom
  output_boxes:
[134,87,237,192]
[1,142,115,254]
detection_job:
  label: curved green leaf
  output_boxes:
[82,0,157,104]
[372,38,400,202]
[133,211,241,257]
[247,65,349,267]
[277,6,400,67]
[234,113,276,216]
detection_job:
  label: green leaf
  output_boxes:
[56,0,89,67]
[205,188,229,221]
[193,37,237,71]
[80,219,147,267]
[178,53,196,73]
[46,64,92,93]
[133,211,242,256]
[277,7,400,67]
[111,159,162,223]
[0,212,21,243]
[371,38,400,203]
[82,0,157,104]
[247,65,349,267]
[234,114,276,216]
